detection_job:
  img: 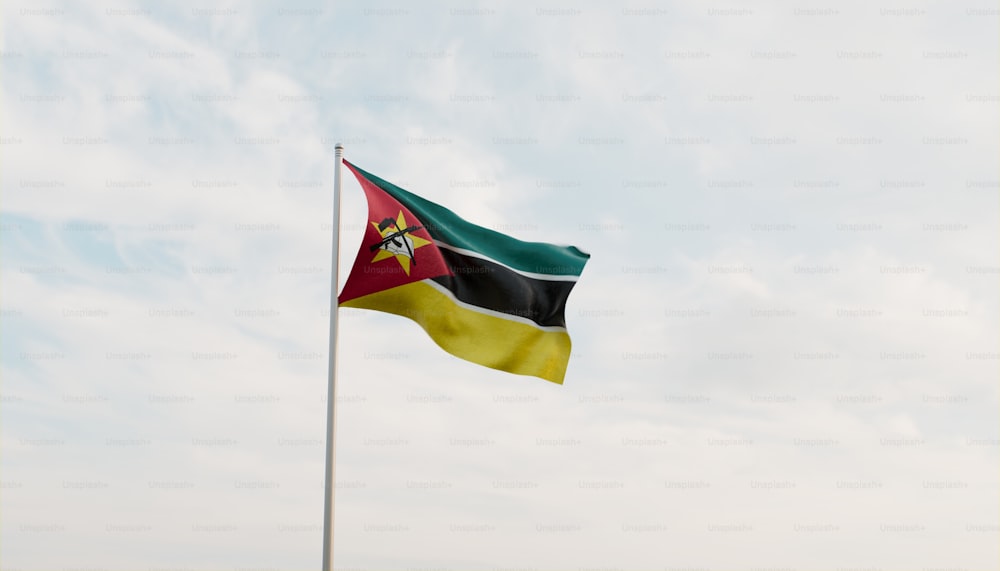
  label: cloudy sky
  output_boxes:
[1,1,998,570]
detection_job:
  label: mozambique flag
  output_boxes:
[338,159,590,384]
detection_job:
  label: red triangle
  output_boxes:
[338,163,452,304]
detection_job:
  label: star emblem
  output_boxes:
[368,211,430,276]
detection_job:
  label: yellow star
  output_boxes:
[370,211,431,275]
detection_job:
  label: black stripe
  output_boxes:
[430,248,577,328]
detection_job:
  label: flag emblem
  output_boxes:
[369,212,428,275]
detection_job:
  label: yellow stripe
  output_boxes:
[340,281,572,384]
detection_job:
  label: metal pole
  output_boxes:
[321,143,344,571]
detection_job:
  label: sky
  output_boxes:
[1,1,998,570]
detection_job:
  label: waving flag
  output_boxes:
[338,159,589,384]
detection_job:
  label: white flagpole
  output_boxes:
[322,143,344,571]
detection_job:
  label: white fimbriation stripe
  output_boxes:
[422,279,569,333]
[434,241,581,282]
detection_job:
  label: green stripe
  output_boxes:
[347,161,590,276]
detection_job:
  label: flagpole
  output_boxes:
[322,143,344,571]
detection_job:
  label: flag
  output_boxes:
[338,159,590,384]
